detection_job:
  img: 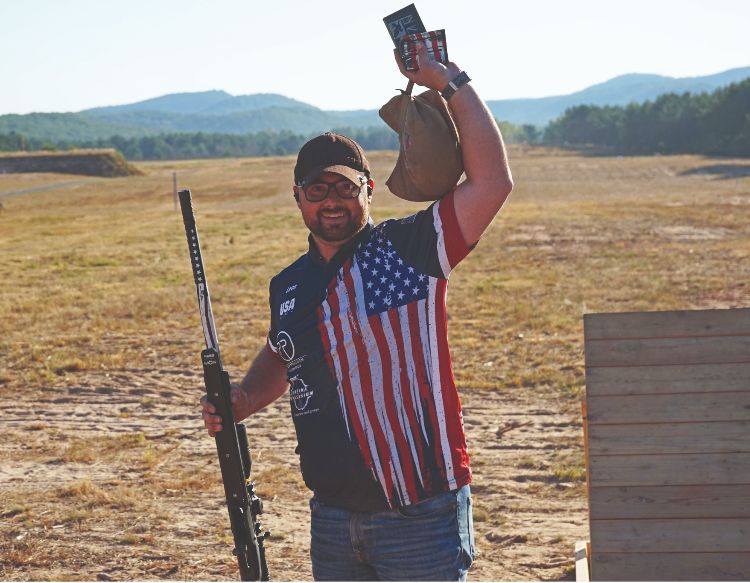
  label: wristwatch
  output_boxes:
[441,71,471,101]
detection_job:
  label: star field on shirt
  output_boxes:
[358,232,429,315]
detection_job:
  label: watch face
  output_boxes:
[454,73,470,88]
[442,72,470,100]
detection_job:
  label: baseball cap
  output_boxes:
[294,132,370,187]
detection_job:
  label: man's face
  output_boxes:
[294,171,371,244]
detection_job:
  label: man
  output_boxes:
[201,42,513,581]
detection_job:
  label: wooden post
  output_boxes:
[173,172,177,211]
[574,540,590,582]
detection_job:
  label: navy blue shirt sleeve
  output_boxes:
[383,189,473,279]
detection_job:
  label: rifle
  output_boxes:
[179,188,270,581]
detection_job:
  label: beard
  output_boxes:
[307,205,368,243]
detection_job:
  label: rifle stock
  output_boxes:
[180,189,269,581]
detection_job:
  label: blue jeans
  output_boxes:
[309,485,475,581]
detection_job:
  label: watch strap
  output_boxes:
[441,71,471,101]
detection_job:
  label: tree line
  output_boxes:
[0,122,537,160]
[1,78,748,159]
[544,78,750,156]
[0,127,399,160]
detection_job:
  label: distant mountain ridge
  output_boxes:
[1,66,748,141]
[83,90,233,115]
[83,91,316,116]
[485,66,750,125]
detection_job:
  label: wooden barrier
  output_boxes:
[583,308,750,581]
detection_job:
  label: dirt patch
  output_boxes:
[1,367,586,581]
[653,225,733,241]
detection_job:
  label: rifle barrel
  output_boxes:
[179,189,269,581]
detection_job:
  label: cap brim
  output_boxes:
[302,165,366,187]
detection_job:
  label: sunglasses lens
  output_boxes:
[335,182,359,198]
[304,180,361,201]
[305,184,328,201]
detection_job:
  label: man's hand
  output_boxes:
[393,41,460,92]
[199,343,290,437]
[200,383,248,437]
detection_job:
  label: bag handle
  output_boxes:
[401,80,414,96]
[396,81,415,142]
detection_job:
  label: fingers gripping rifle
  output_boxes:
[179,189,270,581]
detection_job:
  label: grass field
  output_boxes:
[1,147,748,580]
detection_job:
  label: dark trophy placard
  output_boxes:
[384,5,448,72]
[383,4,426,47]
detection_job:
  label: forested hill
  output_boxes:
[545,77,750,156]
[2,69,749,159]
[1,66,748,142]
[0,104,381,143]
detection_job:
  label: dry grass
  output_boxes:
[254,463,308,499]
[1,147,749,580]
[56,479,139,510]
[3,149,747,391]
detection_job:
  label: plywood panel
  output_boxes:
[586,392,750,424]
[588,421,750,455]
[584,308,750,340]
[584,309,750,581]
[585,362,750,396]
[591,552,750,581]
[589,452,750,487]
[585,336,750,368]
[590,518,750,552]
[587,420,750,455]
[589,484,750,519]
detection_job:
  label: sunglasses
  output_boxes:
[302,180,364,202]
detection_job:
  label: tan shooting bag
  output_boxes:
[379,81,463,202]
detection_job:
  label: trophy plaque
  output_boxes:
[384,5,448,71]
[383,4,426,46]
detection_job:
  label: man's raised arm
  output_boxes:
[395,42,513,246]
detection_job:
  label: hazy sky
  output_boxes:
[2,0,749,115]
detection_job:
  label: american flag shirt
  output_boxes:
[267,191,473,511]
